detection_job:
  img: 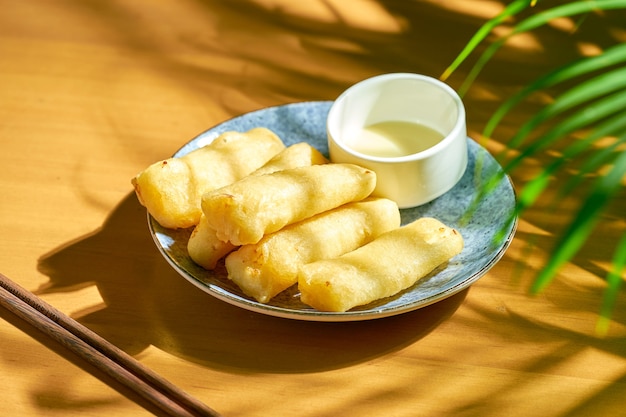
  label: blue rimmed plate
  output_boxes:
[148,101,517,322]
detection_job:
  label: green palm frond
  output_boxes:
[445,0,626,331]
[557,128,626,198]
[532,148,626,332]
[483,43,626,143]
[504,87,626,171]
[517,115,626,213]
[532,148,626,295]
[444,0,626,95]
[599,232,626,334]
[441,0,535,82]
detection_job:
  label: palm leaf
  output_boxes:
[441,0,534,82]
[483,43,626,143]
[446,0,626,95]
[465,73,626,246]
[530,149,626,294]
[597,232,626,335]
[515,117,626,216]
[504,87,626,172]
[557,132,626,199]
[446,0,626,327]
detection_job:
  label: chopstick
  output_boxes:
[0,272,222,417]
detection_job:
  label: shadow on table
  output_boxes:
[37,192,466,374]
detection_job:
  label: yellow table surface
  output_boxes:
[1,1,625,416]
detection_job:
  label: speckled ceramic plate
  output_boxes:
[149,101,517,322]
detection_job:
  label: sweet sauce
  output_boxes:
[350,121,444,158]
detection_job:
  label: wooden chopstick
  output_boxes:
[0,272,222,417]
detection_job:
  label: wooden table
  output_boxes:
[2,1,625,416]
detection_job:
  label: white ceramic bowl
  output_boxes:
[327,73,468,208]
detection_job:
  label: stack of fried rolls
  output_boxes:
[132,128,464,312]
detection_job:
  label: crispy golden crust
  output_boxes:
[298,217,464,312]
[187,214,237,270]
[225,198,400,303]
[132,128,285,229]
[201,163,376,246]
[187,142,328,270]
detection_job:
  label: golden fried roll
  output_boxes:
[132,128,285,229]
[250,142,328,176]
[202,163,376,246]
[187,215,237,270]
[187,142,328,269]
[298,217,464,312]
[225,198,400,303]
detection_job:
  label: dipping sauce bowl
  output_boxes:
[327,73,468,208]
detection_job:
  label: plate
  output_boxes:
[149,101,517,322]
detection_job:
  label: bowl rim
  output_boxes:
[327,72,467,164]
